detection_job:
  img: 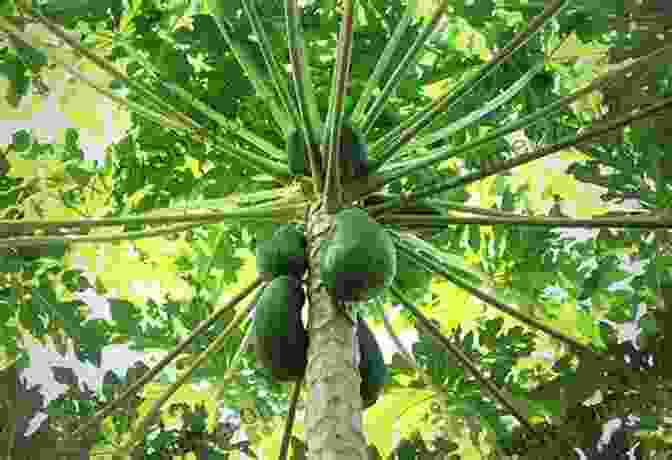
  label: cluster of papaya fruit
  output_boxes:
[254,224,309,382]
[253,217,390,408]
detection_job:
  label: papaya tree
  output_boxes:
[1,0,671,458]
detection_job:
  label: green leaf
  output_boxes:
[11,129,32,152]
[13,39,48,70]
[576,309,597,341]
[0,0,17,15]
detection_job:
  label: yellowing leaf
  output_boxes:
[364,388,434,457]
[430,280,483,332]
[456,30,492,61]
[551,32,608,63]
[186,157,202,178]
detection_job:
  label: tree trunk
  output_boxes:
[304,201,368,459]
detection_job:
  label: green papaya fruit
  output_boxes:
[357,319,387,408]
[287,127,309,176]
[337,121,369,182]
[286,121,368,181]
[253,276,307,381]
[287,126,323,177]
[320,207,397,302]
[256,224,307,280]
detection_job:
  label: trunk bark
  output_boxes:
[304,201,368,459]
